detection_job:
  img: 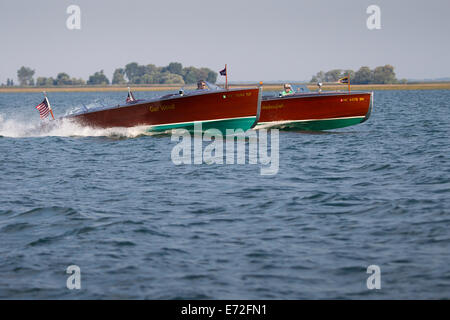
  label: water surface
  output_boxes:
[0,90,449,299]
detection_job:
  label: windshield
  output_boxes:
[204,81,223,90]
[292,84,310,93]
[180,81,224,93]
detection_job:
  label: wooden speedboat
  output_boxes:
[255,88,373,131]
[63,84,262,133]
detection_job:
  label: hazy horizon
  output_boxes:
[1,0,449,84]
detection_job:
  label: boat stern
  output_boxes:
[361,91,374,123]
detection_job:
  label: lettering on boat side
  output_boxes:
[171,122,279,176]
[231,92,252,98]
[66,5,81,30]
[66,265,81,290]
[366,5,381,30]
[366,265,381,290]
[149,104,176,112]
[340,97,364,102]
[262,104,284,110]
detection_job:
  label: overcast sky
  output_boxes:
[1,0,449,83]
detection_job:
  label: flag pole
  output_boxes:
[348,73,351,94]
[225,64,228,90]
[43,91,55,120]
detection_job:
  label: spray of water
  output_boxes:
[0,113,156,139]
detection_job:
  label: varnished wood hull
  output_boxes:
[65,88,262,133]
[257,91,373,130]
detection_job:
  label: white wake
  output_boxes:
[0,113,155,139]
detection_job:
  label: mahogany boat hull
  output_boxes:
[256,91,373,131]
[65,88,262,134]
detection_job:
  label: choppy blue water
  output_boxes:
[0,90,449,299]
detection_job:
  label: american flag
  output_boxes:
[35,98,50,119]
[126,89,136,103]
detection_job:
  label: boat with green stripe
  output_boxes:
[256,85,373,131]
[63,82,262,135]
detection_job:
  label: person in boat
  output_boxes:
[197,80,207,90]
[280,83,295,96]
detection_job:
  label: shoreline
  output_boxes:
[1,82,450,93]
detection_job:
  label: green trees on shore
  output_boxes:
[311,65,398,84]
[36,73,86,86]
[87,70,110,85]
[112,68,126,85]
[17,66,35,86]
[116,62,217,85]
[4,63,403,87]
[5,62,218,87]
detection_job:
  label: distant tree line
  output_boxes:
[310,65,405,84]
[112,62,217,85]
[2,62,218,87]
[36,73,86,86]
[2,64,404,86]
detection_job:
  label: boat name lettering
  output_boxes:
[341,97,364,102]
[232,92,252,98]
[149,104,176,112]
[262,104,284,110]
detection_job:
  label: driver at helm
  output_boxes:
[197,80,207,90]
[280,83,295,96]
